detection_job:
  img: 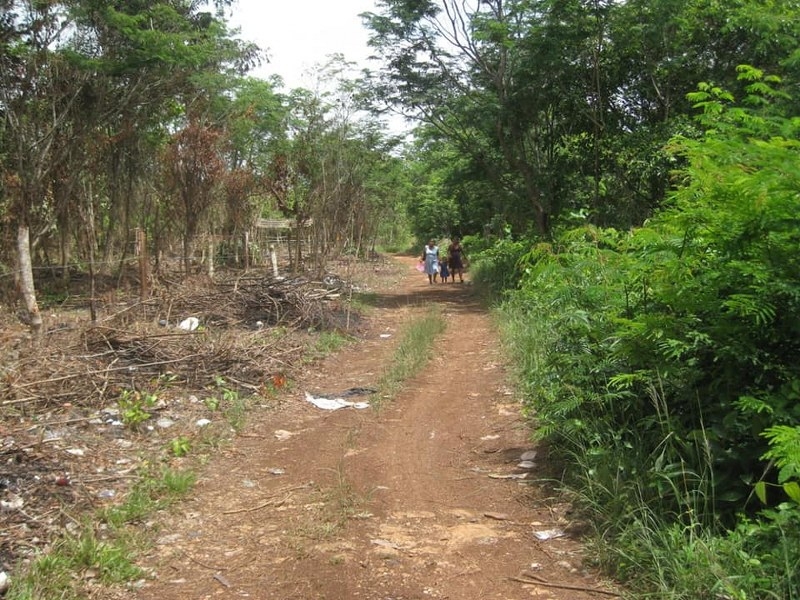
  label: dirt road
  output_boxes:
[125,256,616,599]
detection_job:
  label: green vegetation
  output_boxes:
[169,436,192,457]
[117,389,158,429]
[475,69,800,597]
[8,467,195,599]
[6,527,143,600]
[376,306,446,405]
[312,331,353,356]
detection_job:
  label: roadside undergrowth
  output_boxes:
[6,467,196,600]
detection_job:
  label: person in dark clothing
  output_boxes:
[447,238,466,283]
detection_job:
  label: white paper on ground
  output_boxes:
[304,391,369,410]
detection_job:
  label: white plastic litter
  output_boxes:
[304,391,369,411]
[533,528,565,541]
[178,317,199,331]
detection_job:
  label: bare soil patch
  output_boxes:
[111,256,617,599]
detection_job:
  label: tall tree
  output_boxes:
[0,0,259,328]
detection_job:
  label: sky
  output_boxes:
[226,0,382,92]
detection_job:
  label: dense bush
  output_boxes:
[488,70,800,596]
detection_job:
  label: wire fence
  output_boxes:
[0,229,311,282]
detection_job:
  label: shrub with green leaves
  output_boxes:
[495,67,800,596]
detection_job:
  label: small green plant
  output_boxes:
[117,389,156,428]
[102,467,196,529]
[207,376,251,432]
[169,436,192,457]
[313,330,352,355]
[153,372,179,389]
[223,390,248,432]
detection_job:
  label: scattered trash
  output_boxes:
[339,387,377,397]
[213,573,231,588]
[517,461,536,470]
[380,333,392,338]
[533,528,565,541]
[156,417,175,429]
[54,475,71,486]
[268,468,285,476]
[520,450,538,462]
[65,448,85,457]
[304,391,369,411]
[178,317,200,331]
[97,489,115,499]
[481,434,500,441]
[0,495,24,511]
[0,571,9,594]
[195,418,211,428]
[274,429,294,441]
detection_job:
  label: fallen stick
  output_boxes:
[181,550,224,572]
[510,575,621,597]
[12,354,204,389]
[221,491,294,515]
[220,483,311,515]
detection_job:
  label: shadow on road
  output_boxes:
[359,276,483,315]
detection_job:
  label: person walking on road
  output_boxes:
[439,256,450,282]
[448,237,466,283]
[420,239,440,284]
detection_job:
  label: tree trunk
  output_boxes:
[17,225,43,335]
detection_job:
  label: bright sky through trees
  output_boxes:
[227,0,379,91]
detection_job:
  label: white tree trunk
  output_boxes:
[17,225,43,334]
[207,238,214,278]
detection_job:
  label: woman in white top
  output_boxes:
[420,239,440,284]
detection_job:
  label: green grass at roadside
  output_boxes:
[6,467,196,600]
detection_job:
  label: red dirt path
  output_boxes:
[112,256,618,600]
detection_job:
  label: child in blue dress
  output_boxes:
[439,255,450,282]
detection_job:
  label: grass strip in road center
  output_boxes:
[374,305,446,407]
